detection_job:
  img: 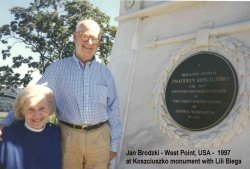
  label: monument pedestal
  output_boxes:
[109,1,250,169]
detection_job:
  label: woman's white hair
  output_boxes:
[13,84,56,119]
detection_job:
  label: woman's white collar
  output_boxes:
[24,122,45,132]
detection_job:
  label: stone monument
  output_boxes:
[108,1,250,169]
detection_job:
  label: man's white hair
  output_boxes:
[75,19,99,31]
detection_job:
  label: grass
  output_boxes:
[0,112,8,122]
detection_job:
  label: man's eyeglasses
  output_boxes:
[76,32,100,45]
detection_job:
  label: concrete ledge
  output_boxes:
[116,1,204,22]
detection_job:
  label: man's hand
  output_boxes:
[109,151,117,161]
[0,124,5,141]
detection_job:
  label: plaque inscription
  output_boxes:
[165,52,238,131]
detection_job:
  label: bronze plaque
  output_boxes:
[165,52,238,131]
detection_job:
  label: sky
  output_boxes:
[0,0,120,83]
[0,0,120,26]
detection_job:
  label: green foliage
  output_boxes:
[0,0,117,92]
[48,112,59,125]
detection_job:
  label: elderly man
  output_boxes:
[0,19,122,169]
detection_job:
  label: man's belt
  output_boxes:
[60,120,107,131]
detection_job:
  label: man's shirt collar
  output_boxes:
[72,53,95,68]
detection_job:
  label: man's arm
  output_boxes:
[0,124,5,141]
[109,151,117,161]
[37,62,57,90]
[107,73,122,160]
[0,112,15,140]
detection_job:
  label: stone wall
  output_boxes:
[0,89,17,112]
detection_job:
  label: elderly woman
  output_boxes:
[0,85,61,169]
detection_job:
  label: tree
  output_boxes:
[0,0,117,92]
